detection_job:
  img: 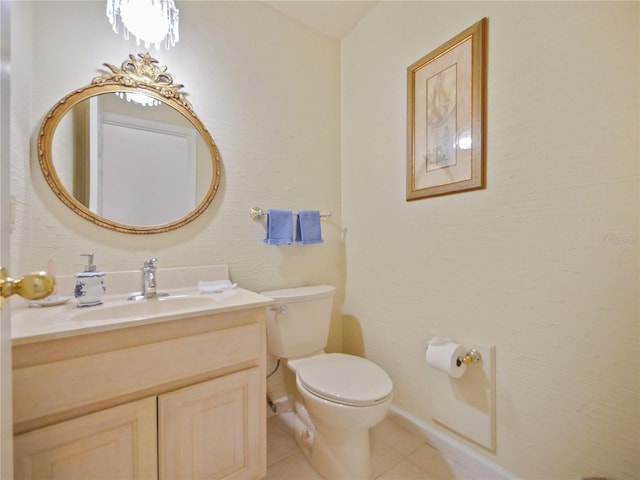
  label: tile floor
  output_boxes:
[266,413,479,479]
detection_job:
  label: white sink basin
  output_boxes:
[73,295,217,322]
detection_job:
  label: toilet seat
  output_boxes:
[296,353,393,407]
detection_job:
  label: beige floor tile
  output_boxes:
[264,450,324,480]
[375,457,434,479]
[370,432,405,477]
[267,416,299,466]
[405,444,456,479]
[406,445,477,480]
[371,417,425,456]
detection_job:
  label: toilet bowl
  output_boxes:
[261,286,393,479]
[292,353,392,479]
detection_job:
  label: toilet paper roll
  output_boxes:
[426,342,467,378]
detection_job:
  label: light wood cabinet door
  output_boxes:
[159,368,265,480]
[13,396,158,480]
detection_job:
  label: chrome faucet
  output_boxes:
[128,258,168,300]
[141,258,158,297]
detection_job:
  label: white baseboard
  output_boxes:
[388,405,520,480]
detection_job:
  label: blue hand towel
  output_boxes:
[264,209,293,245]
[295,210,323,245]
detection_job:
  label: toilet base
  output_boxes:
[292,400,374,480]
[308,425,372,480]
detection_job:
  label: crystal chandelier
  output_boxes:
[106,0,179,50]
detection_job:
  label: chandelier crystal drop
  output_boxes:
[115,91,161,107]
[106,0,179,50]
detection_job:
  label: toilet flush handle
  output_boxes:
[270,304,288,314]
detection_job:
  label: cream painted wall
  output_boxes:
[8,1,639,478]
[342,2,639,479]
[10,1,344,349]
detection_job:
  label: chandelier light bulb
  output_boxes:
[106,0,179,50]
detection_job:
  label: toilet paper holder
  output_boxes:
[456,349,482,367]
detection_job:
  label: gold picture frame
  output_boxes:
[406,18,487,201]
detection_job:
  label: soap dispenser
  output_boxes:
[74,253,106,307]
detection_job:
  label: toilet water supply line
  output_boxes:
[266,303,287,413]
[267,359,281,378]
[266,358,281,414]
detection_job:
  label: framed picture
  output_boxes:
[406,18,487,201]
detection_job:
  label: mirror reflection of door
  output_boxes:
[99,112,196,226]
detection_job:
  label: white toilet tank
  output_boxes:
[261,285,335,359]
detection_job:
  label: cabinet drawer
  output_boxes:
[14,322,261,431]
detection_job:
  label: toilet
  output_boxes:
[261,285,393,480]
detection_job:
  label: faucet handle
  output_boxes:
[143,258,158,269]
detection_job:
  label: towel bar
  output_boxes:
[250,207,331,221]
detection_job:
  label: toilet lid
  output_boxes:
[296,353,393,407]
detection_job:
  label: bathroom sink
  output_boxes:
[73,295,217,322]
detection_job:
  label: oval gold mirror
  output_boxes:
[38,53,221,234]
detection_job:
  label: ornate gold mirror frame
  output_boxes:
[38,53,222,234]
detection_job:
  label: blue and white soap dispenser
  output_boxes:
[74,253,106,307]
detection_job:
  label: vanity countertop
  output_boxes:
[11,287,274,346]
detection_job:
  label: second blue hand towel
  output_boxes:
[295,210,323,245]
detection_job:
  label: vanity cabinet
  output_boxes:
[12,307,267,480]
